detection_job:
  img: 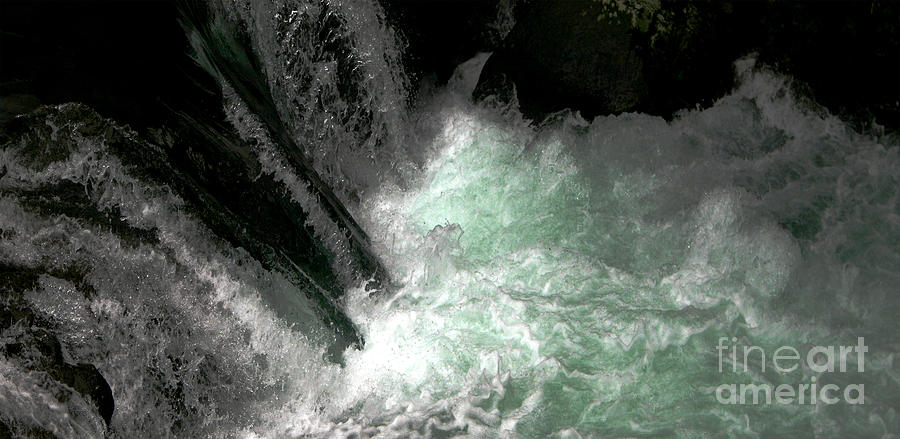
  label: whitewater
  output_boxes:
[1,1,898,437]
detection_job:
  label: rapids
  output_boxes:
[0,0,898,437]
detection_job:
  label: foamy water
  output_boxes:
[2,1,898,436]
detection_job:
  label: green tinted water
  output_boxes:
[337,63,899,438]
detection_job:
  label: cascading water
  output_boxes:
[331,57,899,437]
[1,0,898,438]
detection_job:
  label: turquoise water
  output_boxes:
[324,59,899,438]
[2,19,898,438]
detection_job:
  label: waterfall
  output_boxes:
[1,1,898,437]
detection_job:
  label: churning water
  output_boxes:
[1,0,898,437]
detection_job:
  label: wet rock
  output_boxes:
[381,0,517,90]
[473,0,899,131]
[475,0,646,119]
[0,270,115,426]
[1,1,390,314]
[0,94,41,125]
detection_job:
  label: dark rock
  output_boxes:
[744,1,900,131]
[475,0,646,119]
[473,0,899,131]
[0,2,187,131]
[62,363,115,426]
[1,0,394,352]
[0,276,115,426]
[0,94,41,125]
[633,0,899,130]
[381,0,517,93]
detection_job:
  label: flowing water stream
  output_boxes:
[1,1,897,437]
